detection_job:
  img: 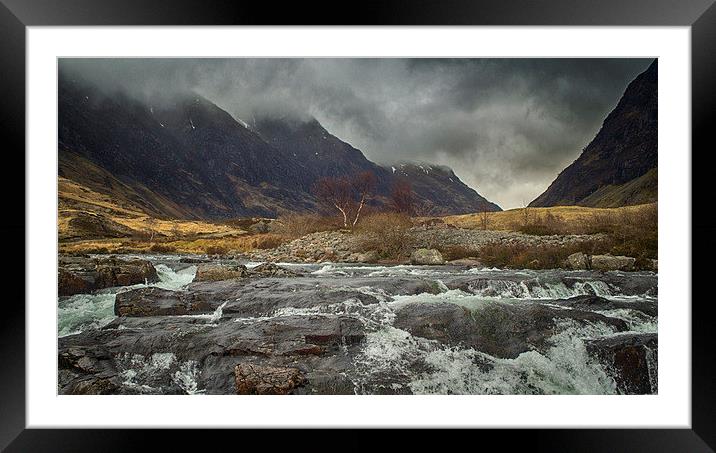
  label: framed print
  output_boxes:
[2,0,714,450]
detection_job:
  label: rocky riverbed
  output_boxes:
[58,254,658,395]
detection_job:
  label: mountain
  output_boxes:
[529,60,657,208]
[58,72,500,219]
[386,163,501,214]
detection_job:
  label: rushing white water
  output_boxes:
[116,352,205,394]
[59,260,657,395]
[58,264,197,337]
[350,290,653,395]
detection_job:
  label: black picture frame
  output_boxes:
[1,0,713,450]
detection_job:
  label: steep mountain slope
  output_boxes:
[388,163,501,214]
[530,60,657,208]
[254,117,392,194]
[59,72,500,218]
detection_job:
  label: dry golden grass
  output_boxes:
[59,233,289,255]
[59,176,250,245]
[354,212,413,260]
[441,203,657,233]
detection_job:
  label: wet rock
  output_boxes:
[58,268,95,296]
[394,300,628,359]
[179,256,210,264]
[249,262,300,278]
[235,363,307,395]
[65,376,122,395]
[95,258,159,287]
[591,255,636,271]
[115,287,213,317]
[58,256,159,296]
[566,252,590,270]
[303,370,356,395]
[195,264,248,282]
[555,295,657,317]
[586,333,657,394]
[410,248,444,265]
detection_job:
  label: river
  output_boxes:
[58,256,658,395]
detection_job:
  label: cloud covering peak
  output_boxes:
[59,58,652,209]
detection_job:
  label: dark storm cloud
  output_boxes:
[59,58,653,209]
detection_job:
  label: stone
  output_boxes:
[58,256,159,296]
[586,333,657,394]
[235,363,307,395]
[115,287,214,317]
[347,251,379,263]
[195,264,248,282]
[410,248,444,265]
[591,255,636,271]
[566,252,590,270]
[249,262,300,278]
[394,300,628,359]
[58,268,95,296]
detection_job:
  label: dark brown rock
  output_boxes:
[114,287,213,317]
[235,363,307,395]
[58,256,159,296]
[587,333,657,394]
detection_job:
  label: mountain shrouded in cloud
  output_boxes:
[59,58,652,209]
[58,70,499,218]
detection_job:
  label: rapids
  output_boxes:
[57,257,657,395]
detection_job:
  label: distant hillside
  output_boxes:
[387,163,501,214]
[530,60,657,208]
[58,72,500,219]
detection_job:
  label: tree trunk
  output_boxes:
[352,197,366,227]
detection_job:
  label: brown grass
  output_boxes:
[270,213,340,239]
[354,212,413,260]
[477,240,611,270]
[444,203,656,232]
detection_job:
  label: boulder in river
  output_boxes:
[195,264,248,281]
[591,255,636,271]
[393,300,628,359]
[115,287,213,316]
[410,248,444,265]
[249,262,300,278]
[586,333,657,394]
[58,256,159,296]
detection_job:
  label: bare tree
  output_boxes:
[313,171,377,229]
[350,171,377,227]
[480,209,490,230]
[313,176,353,228]
[145,217,159,242]
[414,201,441,217]
[521,200,532,227]
[390,179,414,215]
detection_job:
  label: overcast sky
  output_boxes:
[60,58,653,209]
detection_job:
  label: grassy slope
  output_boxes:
[58,176,257,253]
[578,168,657,208]
[59,150,197,219]
[442,202,657,232]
